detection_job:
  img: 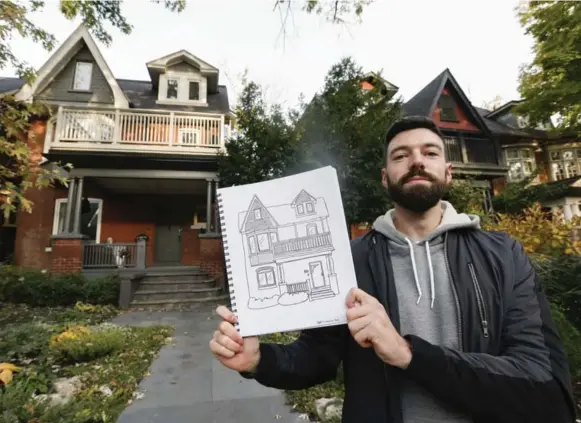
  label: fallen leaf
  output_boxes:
[0,363,21,372]
[0,369,13,384]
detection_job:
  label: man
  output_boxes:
[209,115,576,423]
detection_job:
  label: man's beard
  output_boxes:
[386,167,449,214]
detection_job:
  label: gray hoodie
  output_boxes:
[372,201,480,423]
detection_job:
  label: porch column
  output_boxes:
[206,178,213,233]
[213,179,220,232]
[64,177,76,233]
[563,204,574,221]
[72,176,84,234]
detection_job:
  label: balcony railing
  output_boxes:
[273,232,333,257]
[444,136,498,165]
[49,106,228,155]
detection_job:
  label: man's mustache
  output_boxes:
[399,167,436,185]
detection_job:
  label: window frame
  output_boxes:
[505,147,537,182]
[72,61,93,92]
[52,198,103,243]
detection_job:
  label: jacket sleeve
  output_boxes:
[240,324,346,390]
[402,237,576,422]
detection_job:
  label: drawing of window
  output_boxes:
[307,223,318,236]
[257,233,270,251]
[297,204,304,214]
[257,267,276,288]
[270,232,277,243]
[248,236,257,254]
[306,202,314,213]
[254,209,262,219]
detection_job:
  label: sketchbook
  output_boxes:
[216,166,358,337]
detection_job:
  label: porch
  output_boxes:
[44,106,232,156]
[49,169,224,283]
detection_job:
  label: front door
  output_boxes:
[155,224,182,264]
[309,261,326,289]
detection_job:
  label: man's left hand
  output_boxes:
[345,287,412,369]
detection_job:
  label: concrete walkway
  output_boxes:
[113,304,307,423]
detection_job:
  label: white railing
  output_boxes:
[50,106,228,155]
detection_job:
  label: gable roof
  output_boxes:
[146,50,218,73]
[402,68,492,136]
[14,24,129,108]
[291,189,317,206]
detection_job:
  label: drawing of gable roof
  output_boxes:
[291,189,317,206]
[268,197,329,225]
[238,195,279,233]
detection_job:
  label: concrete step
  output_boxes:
[310,288,335,301]
[130,294,229,307]
[139,279,216,291]
[133,287,223,302]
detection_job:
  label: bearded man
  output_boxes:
[209,115,576,423]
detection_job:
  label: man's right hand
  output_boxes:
[209,305,260,373]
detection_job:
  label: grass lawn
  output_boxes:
[0,302,173,423]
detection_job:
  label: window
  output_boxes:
[53,198,102,243]
[306,202,314,213]
[72,62,93,91]
[189,81,199,100]
[269,232,277,243]
[438,94,458,122]
[248,236,257,254]
[257,233,270,251]
[297,204,304,214]
[505,148,536,182]
[167,79,178,99]
[257,267,276,288]
[254,209,262,219]
[307,223,318,236]
[549,149,581,180]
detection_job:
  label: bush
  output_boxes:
[49,324,126,363]
[0,266,119,307]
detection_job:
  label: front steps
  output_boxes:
[130,266,228,307]
[310,287,336,301]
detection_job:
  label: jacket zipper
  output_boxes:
[444,233,464,351]
[468,262,489,338]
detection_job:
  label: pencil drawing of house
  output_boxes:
[238,189,339,309]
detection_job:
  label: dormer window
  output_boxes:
[297,204,304,214]
[306,202,314,213]
[167,79,178,99]
[189,81,199,100]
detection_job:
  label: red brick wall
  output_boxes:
[350,223,371,239]
[199,237,225,287]
[50,237,83,274]
[182,227,202,265]
[433,87,480,132]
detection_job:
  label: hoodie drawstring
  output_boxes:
[404,237,436,309]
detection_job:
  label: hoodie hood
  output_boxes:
[372,201,480,308]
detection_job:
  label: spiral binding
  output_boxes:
[217,192,240,333]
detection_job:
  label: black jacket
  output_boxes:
[243,228,576,423]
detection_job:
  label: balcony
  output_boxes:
[47,106,230,156]
[273,232,333,258]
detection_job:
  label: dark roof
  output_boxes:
[542,175,581,200]
[0,76,230,114]
[0,77,24,93]
[402,69,492,137]
[475,104,548,138]
[116,79,229,114]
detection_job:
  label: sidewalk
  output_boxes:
[113,304,306,423]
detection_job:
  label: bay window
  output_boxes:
[505,147,536,182]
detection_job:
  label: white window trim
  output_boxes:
[504,147,537,182]
[549,146,581,181]
[52,198,103,243]
[156,71,208,106]
[72,61,93,92]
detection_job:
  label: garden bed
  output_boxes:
[0,302,173,423]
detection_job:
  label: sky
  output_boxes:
[2,0,534,111]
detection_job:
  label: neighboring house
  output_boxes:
[238,190,339,309]
[0,24,230,290]
[478,100,581,221]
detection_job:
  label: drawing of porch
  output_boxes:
[276,253,339,300]
[273,231,333,259]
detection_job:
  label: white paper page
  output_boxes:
[217,166,358,337]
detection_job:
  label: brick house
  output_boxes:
[0,24,232,306]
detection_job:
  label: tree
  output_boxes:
[481,95,504,112]
[216,79,301,187]
[274,0,373,24]
[295,57,402,225]
[0,0,185,218]
[515,1,581,134]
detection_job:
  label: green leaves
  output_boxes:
[516,1,581,136]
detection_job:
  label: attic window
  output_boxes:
[254,209,262,219]
[72,62,93,91]
[167,79,178,99]
[189,81,199,100]
[438,94,458,122]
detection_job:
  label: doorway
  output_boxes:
[309,260,326,290]
[154,224,182,264]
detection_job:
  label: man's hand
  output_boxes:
[209,305,261,373]
[345,287,412,369]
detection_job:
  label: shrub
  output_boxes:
[49,324,126,363]
[0,266,119,307]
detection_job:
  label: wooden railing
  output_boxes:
[287,281,309,293]
[273,232,333,256]
[51,106,228,155]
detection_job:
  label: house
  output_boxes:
[0,24,232,306]
[478,100,581,220]
[238,189,339,309]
